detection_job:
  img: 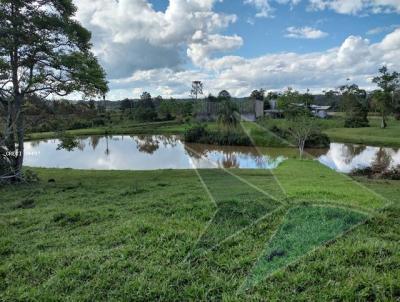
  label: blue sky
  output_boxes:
[73,0,400,100]
[147,0,400,52]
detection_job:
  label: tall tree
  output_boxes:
[339,84,369,128]
[287,112,316,159]
[0,0,108,181]
[250,89,265,101]
[217,100,239,132]
[191,81,203,100]
[372,66,400,128]
[218,90,231,101]
[276,87,302,110]
[140,91,152,101]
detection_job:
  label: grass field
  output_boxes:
[25,114,400,148]
[324,120,400,147]
[1,160,398,300]
[24,120,191,141]
[258,115,400,147]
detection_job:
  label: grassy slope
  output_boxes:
[25,115,400,148]
[1,161,399,300]
[24,120,192,141]
[259,116,400,147]
[244,206,367,290]
[324,120,400,147]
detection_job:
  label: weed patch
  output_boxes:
[12,198,36,209]
[52,211,101,227]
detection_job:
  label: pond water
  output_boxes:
[318,142,400,173]
[23,135,287,170]
[23,135,400,173]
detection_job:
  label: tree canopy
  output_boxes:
[0,0,108,180]
[372,66,400,128]
[338,84,369,128]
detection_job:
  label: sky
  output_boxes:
[71,0,400,100]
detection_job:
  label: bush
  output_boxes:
[184,125,208,143]
[23,169,40,183]
[92,118,106,126]
[344,117,369,128]
[351,166,400,180]
[305,132,330,148]
[205,131,252,146]
[68,120,92,130]
[184,125,252,146]
[134,107,157,122]
[269,125,330,148]
[269,125,290,139]
[381,166,400,180]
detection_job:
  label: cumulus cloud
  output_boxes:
[73,0,238,78]
[244,0,274,17]
[188,33,243,66]
[70,0,400,100]
[246,0,400,16]
[285,26,329,39]
[244,0,302,17]
[367,24,400,35]
[308,0,400,15]
[113,29,400,99]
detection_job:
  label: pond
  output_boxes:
[23,135,288,170]
[23,135,400,173]
[318,142,400,173]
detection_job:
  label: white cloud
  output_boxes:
[308,0,400,15]
[367,24,400,35]
[188,33,243,66]
[244,0,301,17]
[73,0,238,78]
[285,26,329,39]
[276,0,302,7]
[111,29,400,99]
[244,0,274,17]
[70,0,400,100]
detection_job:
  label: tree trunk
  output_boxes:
[1,99,17,180]
[4,99,15,150]
[13,94,24,180]
[381,113,387,129]
[299,139,305,160]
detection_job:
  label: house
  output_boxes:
[264,99,331,119]
[310,105,331,119]
[195,99,264,122]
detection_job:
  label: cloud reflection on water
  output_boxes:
[24,135,286,171]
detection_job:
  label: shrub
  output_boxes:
[184,125,252,146]
[381,166,400,180]
[92,118,106,126]
[351,166,400,180]
[184,125,208,143]
[344,116,369,128]
[68,120,92,130]
[269,125,290,139]
[269,125,330,148]
[23,169,40,183]
[305,132,330,148]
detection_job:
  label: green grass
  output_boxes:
[191,169,282,253]
[243,205,367,290]
[258,115,400,147]
[24,120,194,141]
[324,119,400,147]
[275,160,387,210]
[0,161,399,300]
[241,122,291,147]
